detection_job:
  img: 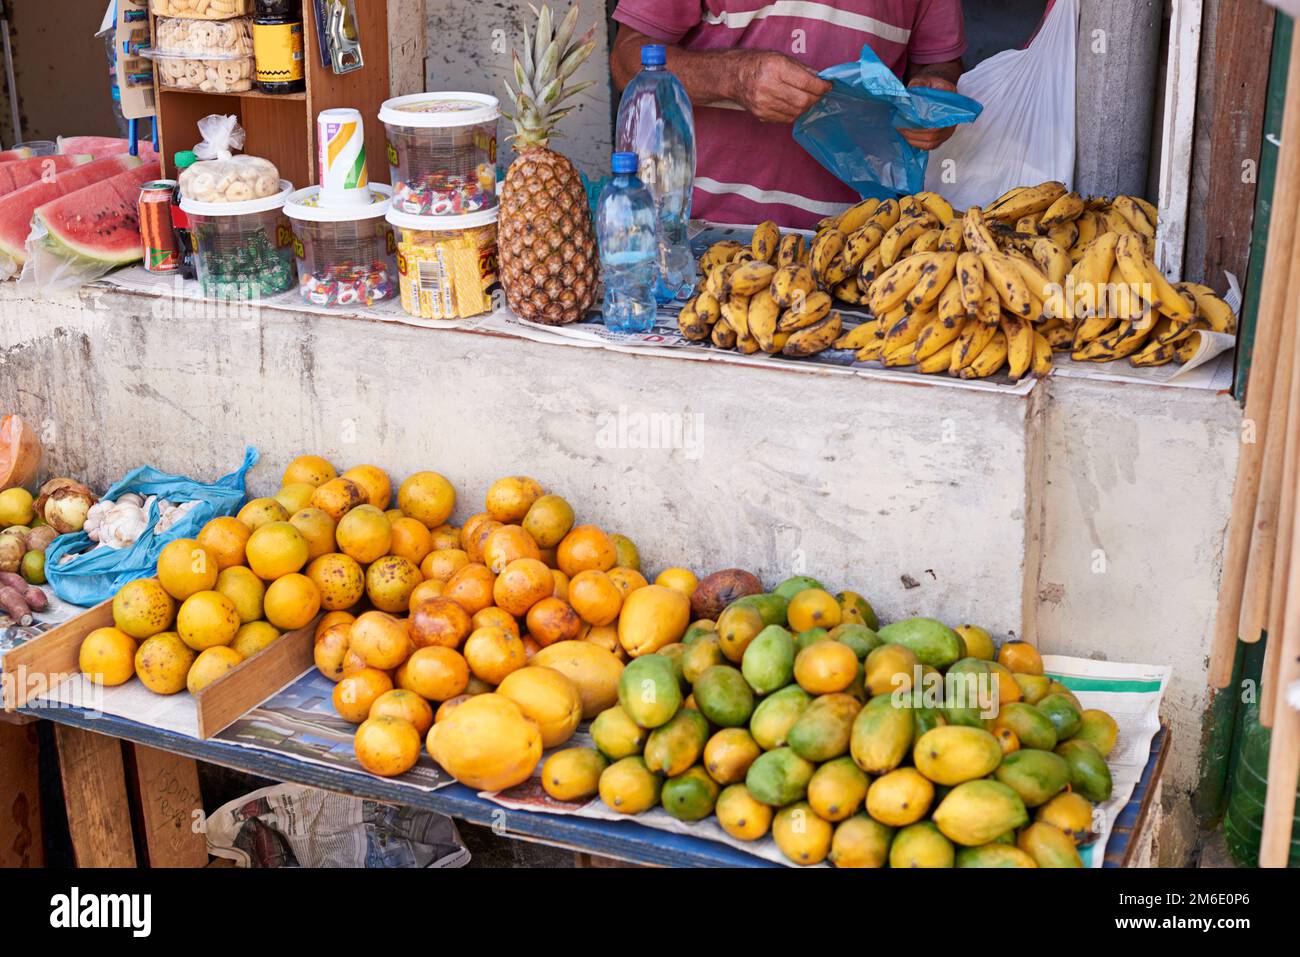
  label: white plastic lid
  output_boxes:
[284,184,392,222]
[385,206,499,232]
[180,180,293,216]
[379,92,501,129]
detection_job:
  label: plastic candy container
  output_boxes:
[388,208,498,320]
[150,0,252,18]
[379,92,499,218]
[182,180,295,298]
[284,184,397,308]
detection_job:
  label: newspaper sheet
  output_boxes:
[484,654,1170,868]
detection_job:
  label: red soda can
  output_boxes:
[139,180,179,272]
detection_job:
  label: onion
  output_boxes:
[44,486,97,534]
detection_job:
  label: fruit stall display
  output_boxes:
[78,455,1123,867]
[681,185,1237,378]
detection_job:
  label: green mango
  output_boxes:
[877,617,964,669]
[1055,738,1113,802]
[728,592,789,628]
[794,627,831,653]
[911,704,946,736]
[661,765,720,822]
[741,625,796,694]
[1014,673,1052,704]
[643,708,709,776]
[1047,681,1083,710]
[1018,821,1084,867]
[1037,693,1082,739]
[774,575,825,602]
[849,694,914,774]
[932,780,1029,846]
[749,684,812,750]
[955,844,1039,868]
[1074,709,1119,757]
[913,726,1002,786]
[693,665,755,727]
[681,621,716,645]
[682,634,726,686]
[590,704,647,760]
[656,642,690,694]
[745,747,816,806]
[787,692,862,762]
[617,654,683,729]
[828,622,882,659]
[995,702,1057,751]
[889,821,955,868]
[993,748,1070,807]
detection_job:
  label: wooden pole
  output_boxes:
[1260,496,1300,865]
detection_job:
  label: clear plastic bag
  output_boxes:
[179,115,281,203]
[923,0,1078,207]
[793,45,983,200]
[154,15,253,56]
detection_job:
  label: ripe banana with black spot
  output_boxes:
[936,217,966,252]
[678,298,709,341]
[748,288,782,352]
[695,291,721,326]
[837,198,882,235]
[980,250,1033,317]
[810,228,847,284]
[782,311,842,357]
[771,264,816,307]
[777,233,807,268]
[777,290,832,332]
[959,330,1009,379]
[957,252,985,319]
[728,261,778,297]
[1178,282,1237,334]
[985,181,1067,222]
[1031,331,1053,376]
[1040,191,1084,229]
[962,206,998,255]
[750,221,780,263]
[951,318,998,372]
[867,256,928,315]
[1001,314,1035,379]
[1114,234,1193,322]
[835,320,882,351]
[880,214,938,266]
[905,252,959,313]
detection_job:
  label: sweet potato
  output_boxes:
[0,585,32,625]
[0,571,46,610]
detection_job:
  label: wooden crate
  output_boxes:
[152,0,426,189]
[2,600,315,739]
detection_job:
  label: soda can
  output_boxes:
[138,180,179,272]
[317,107,369,205]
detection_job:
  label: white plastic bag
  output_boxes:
[924,0,1078,208]
[180,114,281,203]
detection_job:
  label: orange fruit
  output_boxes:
[567,570,623,626]
[274,483,317,515]
[310,477,367,523]
[177,590,241,651]
[556,524,618,577]
[408,578,445,612]
[135,631,196,695]
[348,610,412,670]
[390,516,434,565]
[397,471,456,529]
[525,597,582,647]
[521,494,574,548]
[421,548,470,583]
[237,497,289,530]
[521,635,541,661]
[485,476,543,523]
[410,596,473,649]
[443,562,496,616]
[482,524,542,574]
[365,555,423,613]
[316,610,355,639]
[464,518,503,565]
[551,569,570,600]
[396,646,469,701]
[435,694,472,722]
[787,588,842,633]
[283,454,337,488]
[196,516,251,570]
[156,538,219,600]
[289,507,338,560]
[342,464,393,510]
[354,715,422,776]
[332,667,394,723]
[334,504,392,564]
[306,553,366,611]
[215,565,266,622]
[79,627,137,685]
[654,567,698,597]
[794,641,858,694]
[472,606,521,639]
[187,646,244,694]
[314,621,353,681]
[369,688,435,735]
[460,512,493,549]
[342,648,369,677]
[539,547,559,569]
[112,577,176,639]
[607,566,649,597]
[245,521,309,580]
[231,621,282,659]
[429,524,461,551]
[997,640,1044,675]
[264,573,322,631]
[464,626,527,685]
[492,557,554,617]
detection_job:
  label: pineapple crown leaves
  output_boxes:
[503,2,597,149]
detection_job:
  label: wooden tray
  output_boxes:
[2,600,315,739]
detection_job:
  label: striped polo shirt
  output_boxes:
[612,1,967,228]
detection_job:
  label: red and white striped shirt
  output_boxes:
[612,1,967,228]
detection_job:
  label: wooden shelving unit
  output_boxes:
[152,0,425,190]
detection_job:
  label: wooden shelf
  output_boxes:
[159,86,308,102]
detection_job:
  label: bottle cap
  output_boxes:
[174,150,198,169]
[611,152,638,174]
[641,44,666,67]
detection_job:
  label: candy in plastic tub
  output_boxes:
[388,207,498,320]
[284,184,398,308]
[379,92,499,218]
[182,180,296,299]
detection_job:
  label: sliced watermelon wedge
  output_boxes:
[57,135,157,161]
[36,162,163,265]
[0,148,33,163]
[0,155,145,264]
[0,154,93,197]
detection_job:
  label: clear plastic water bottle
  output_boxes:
[615,43,696,303]
[597,152,658,333]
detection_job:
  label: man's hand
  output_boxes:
[730,50,832,124]
[899,75,960,151]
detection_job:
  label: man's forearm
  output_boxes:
[611,27,739,104]
[907,58,964,87]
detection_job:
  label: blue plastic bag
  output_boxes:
[794,45,983,200]
[45,447,258,607]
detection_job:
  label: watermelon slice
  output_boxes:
[0,155,146,264]
[57,135,157,161]
[0,148,32,163]
[35,162,164,265]
[0,154,93,197]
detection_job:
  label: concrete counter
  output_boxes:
[0,281,1240,863]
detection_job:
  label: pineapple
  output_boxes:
[499,4,599,325]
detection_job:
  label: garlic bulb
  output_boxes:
[100,504,149,550]
[84,500,113,542]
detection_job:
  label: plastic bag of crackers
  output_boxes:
[391,211,499,320]
[151,0,252,19]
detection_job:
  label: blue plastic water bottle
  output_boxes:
[596,152,658,333]
[614,43,697,302]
